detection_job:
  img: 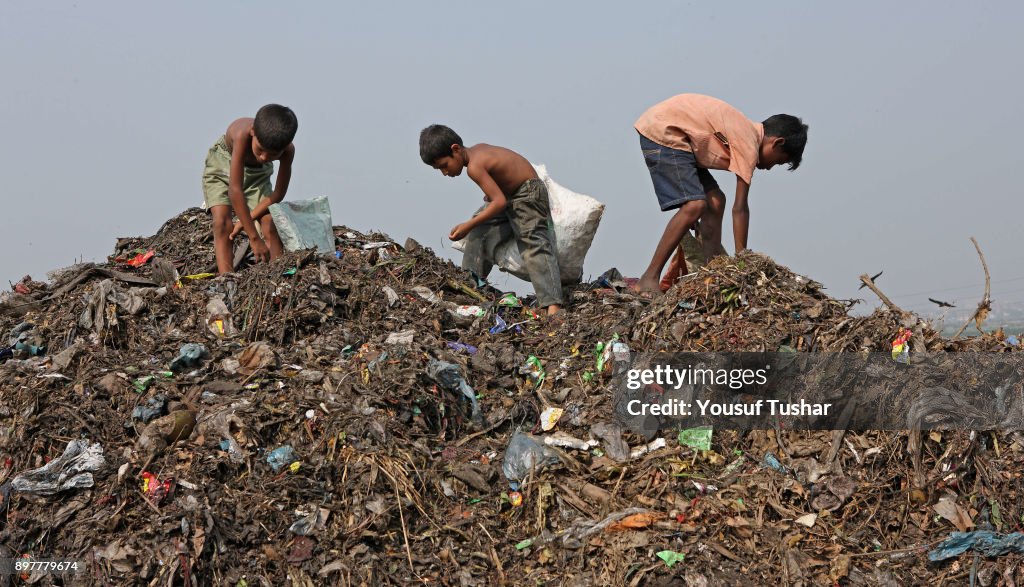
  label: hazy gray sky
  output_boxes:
[3,1,1022,316]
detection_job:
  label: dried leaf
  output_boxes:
[794,513,817,528]
[933,495,974,532]
[606,512,664,532]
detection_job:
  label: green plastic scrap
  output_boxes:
[526,356,546,384]
[991,500,1004,531]
[601,334,622,373]
[656,550,686,567]
[133,375,156,393]
[594,334,619,373]
[515,539,533,550]
[722,455,747,476]
[498,293,522,307]
[678,427,713,451]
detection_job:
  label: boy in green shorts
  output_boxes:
[202,104,298,273]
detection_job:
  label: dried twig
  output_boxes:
[393,478,416,577]
[278,271,299,345]
[446,279,489,303]
[859,274,907,316]
[954,237,992,338]
[826,399,857,467]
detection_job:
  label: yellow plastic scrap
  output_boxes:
[175,273,217,288]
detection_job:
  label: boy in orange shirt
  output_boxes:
[634,94,807,293]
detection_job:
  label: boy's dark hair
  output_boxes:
[419,124,463,164]
[762,114,808,170]
[253,104,298,152]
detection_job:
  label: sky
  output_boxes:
[2,1,1023,318]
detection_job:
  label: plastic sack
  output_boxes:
[453,164,604,284]
[268,196,335,254]
[11,439,105,495]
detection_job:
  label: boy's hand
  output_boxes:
[228,222,244,241]
[251,237,271,263]
[449,223,472,241]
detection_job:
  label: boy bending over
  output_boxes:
[634,94,807,293]
[202,104,298,273]
[419,125,563,316]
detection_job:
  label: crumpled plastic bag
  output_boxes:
[11,440,105,495]
[78,279,150,334]
[426,359,483,425]
[268,196,335,254]
[237,341,278,376]
[928,531,1024,561]
[169,343,210,373]
[502,431,560,484]
[206,295,237,338]
[289,504,329,536]
[198,402,251,463]
[267,446,297,472]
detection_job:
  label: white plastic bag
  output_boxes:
[11,439,105,495]
[453,164,604,284]
[268,196,335,254]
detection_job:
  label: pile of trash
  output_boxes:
[0,208,1021,586]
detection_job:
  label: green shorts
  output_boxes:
[202,136,273,211]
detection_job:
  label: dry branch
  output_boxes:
[859,273,907,316]
[954,237,992,338]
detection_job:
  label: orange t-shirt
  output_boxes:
[634,94,764,185]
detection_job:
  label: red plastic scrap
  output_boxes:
[118,250,156,268]
[141,471,174,505]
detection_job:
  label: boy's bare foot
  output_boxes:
[634,276,662,296]
[545,306,565,326]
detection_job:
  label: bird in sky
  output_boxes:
[928,298,955,308]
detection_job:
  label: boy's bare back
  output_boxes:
[465,144,538,197]
[224,118,263,167]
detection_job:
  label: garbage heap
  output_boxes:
[0,208,1021,586]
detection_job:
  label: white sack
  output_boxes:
[452,164,604,284]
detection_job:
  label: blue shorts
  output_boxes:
[639,133,720,211]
